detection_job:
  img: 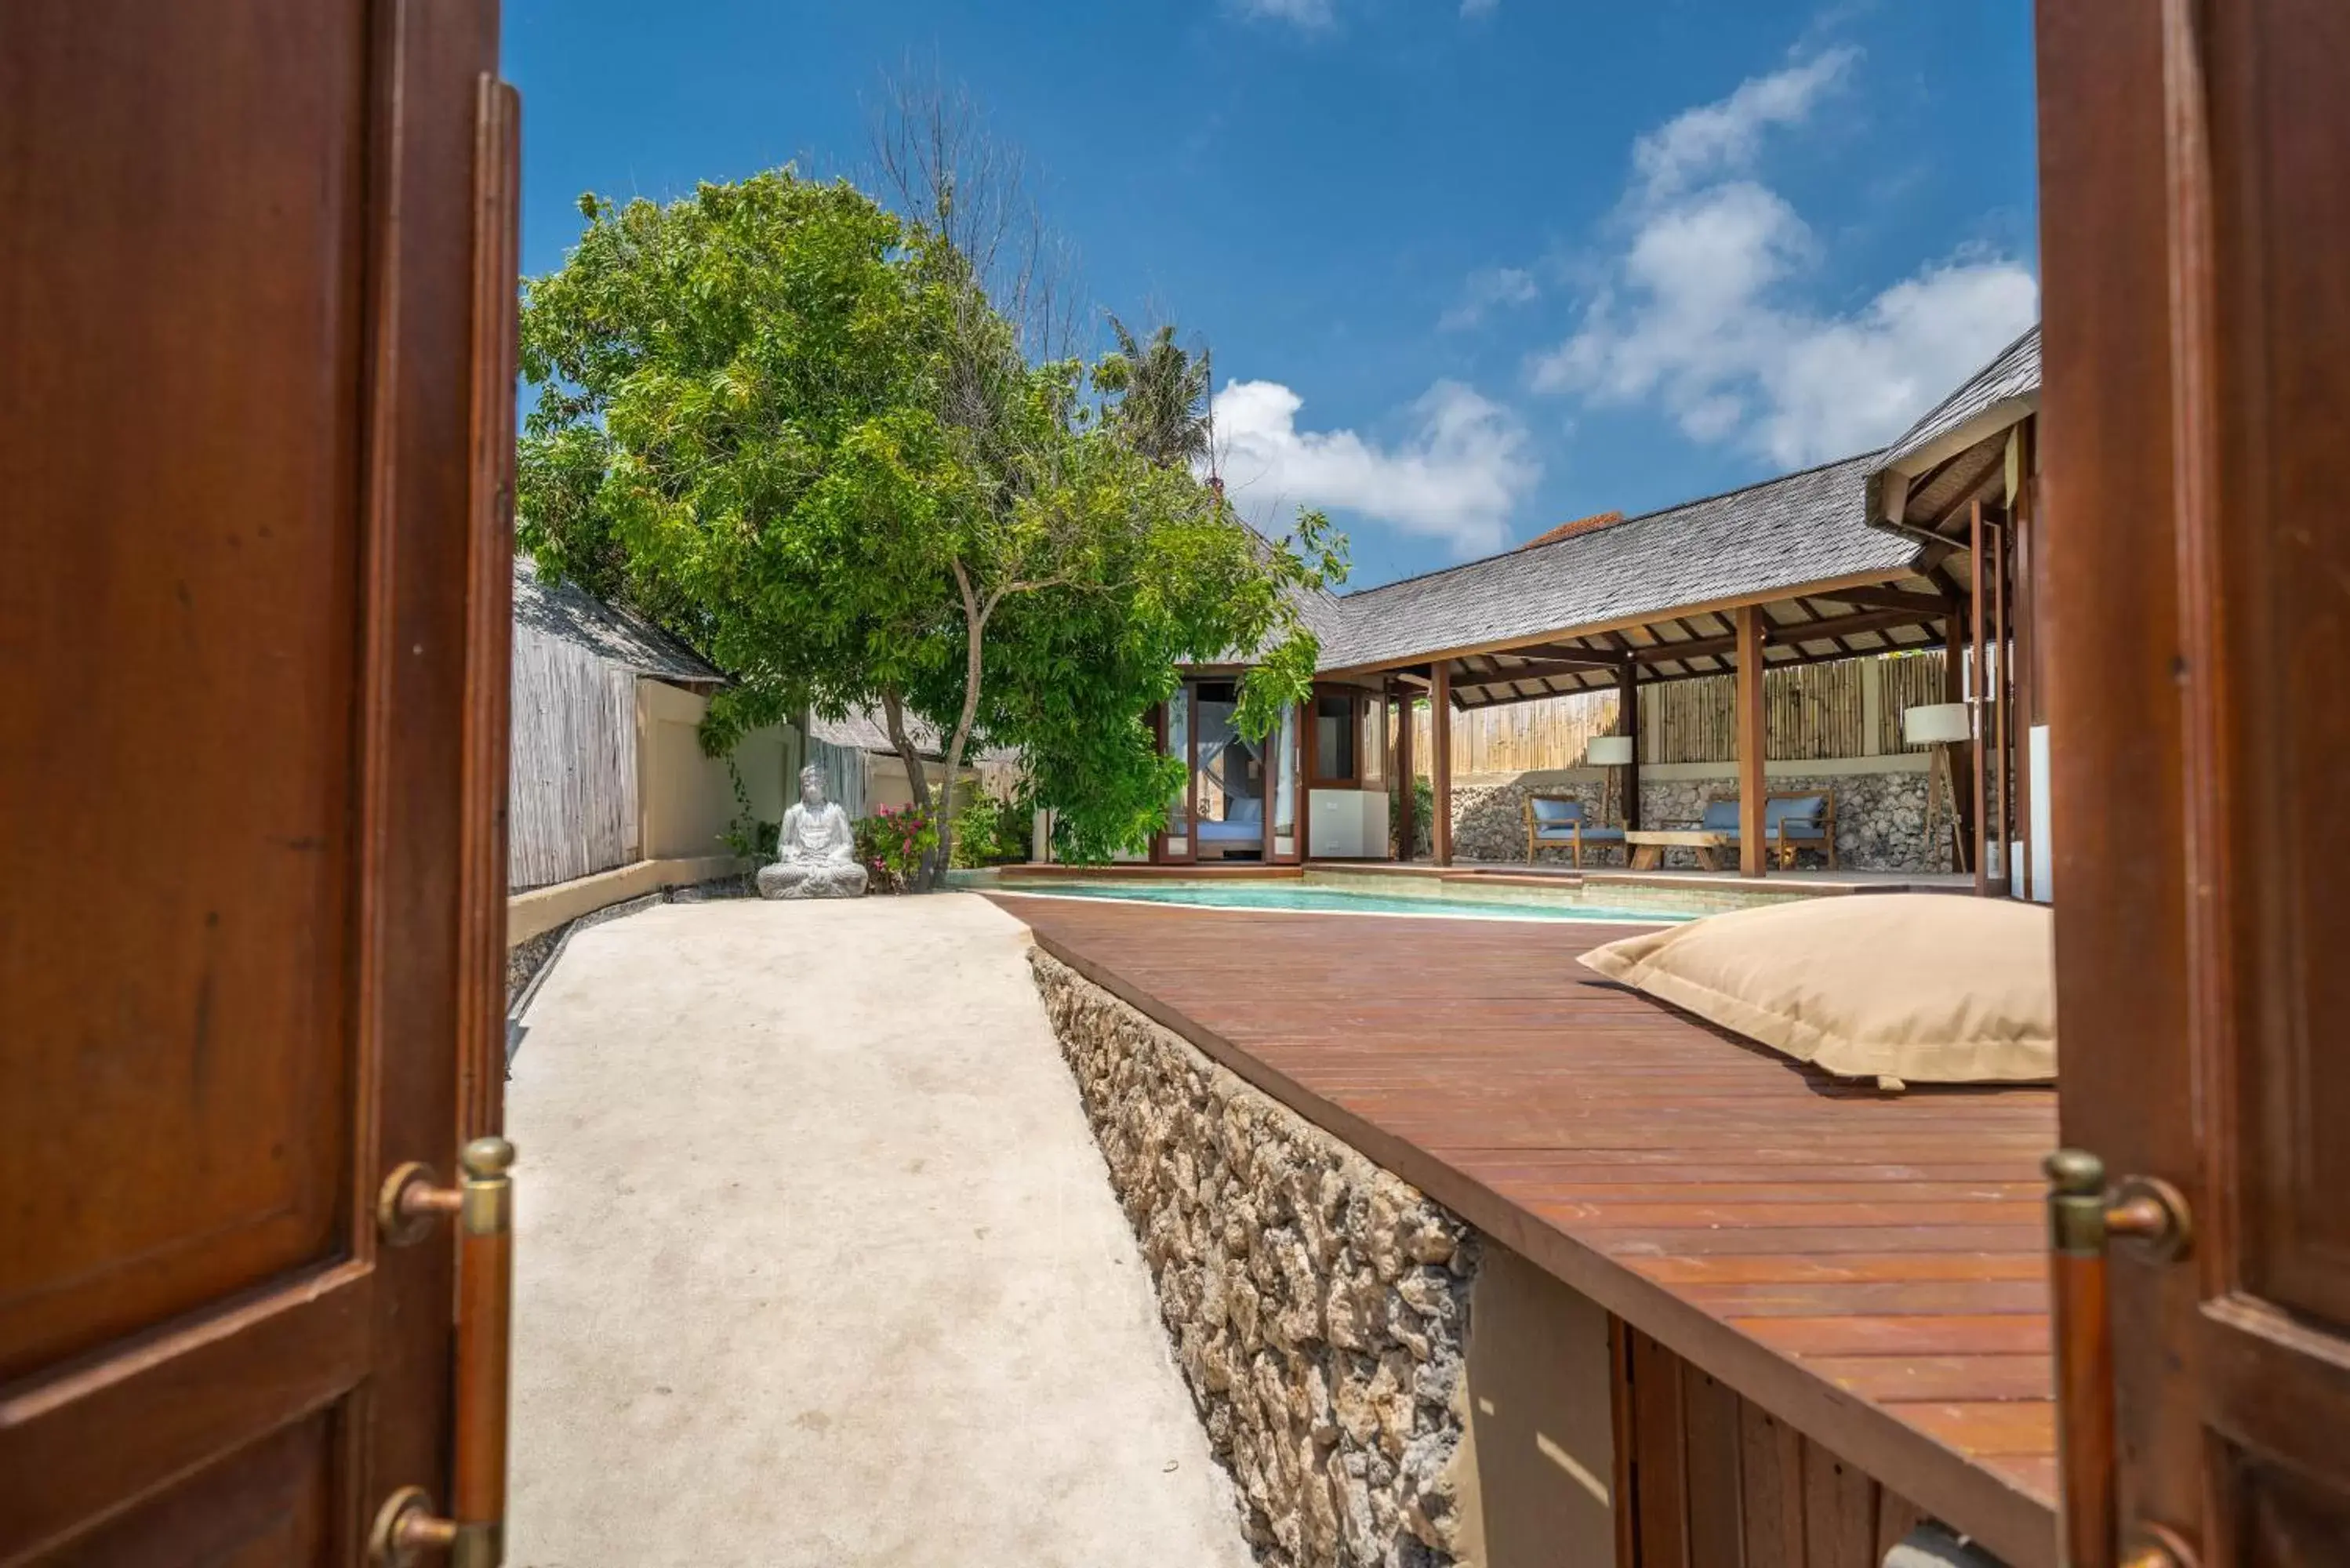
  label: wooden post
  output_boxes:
[1941,610,1975,873]
[1393,685,1415,861]
[1970,499,1993,896]
[1431,660,1455,867]
[1990,516,2012,898]
[1618,662,1643,830]
[1735,606,1767,877]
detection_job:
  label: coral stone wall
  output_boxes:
[1032,950,1479,1568]
[1443,761,1943,872]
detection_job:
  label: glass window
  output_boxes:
[1313,693,1357,783]
[1273,702,1298,840]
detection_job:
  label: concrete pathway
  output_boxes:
[506,894,1253,1568]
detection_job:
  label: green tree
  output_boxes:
[518,168,1341,880]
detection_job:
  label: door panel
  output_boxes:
[2039,0,2350,1560]
[39,1414,339,1567]
[2207,0,2350,1336]
[0,0,508,1559]
[0,0,369,1389]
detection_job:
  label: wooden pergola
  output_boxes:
[1311,359,2043,884]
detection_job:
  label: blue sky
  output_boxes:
[506,1,2039,591]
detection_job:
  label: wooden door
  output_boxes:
[2039,1,2350,1563]
[0,2,517,1561]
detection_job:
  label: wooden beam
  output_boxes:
[1430,661,1454,867]
[1814,584,1959,616]
[1457,655,1625,683]
[1636,606,1938,666]
[1942,608,1976,873]
[1736,606,1767,877]
[1517,640,1633,665]
[1619,662,1643,831]
[1921,441,2010,530]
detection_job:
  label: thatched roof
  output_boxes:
[511,557,721,686]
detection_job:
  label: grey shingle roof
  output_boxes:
[512,556,722,684]
[1877,325,2041,473]
[1313,452,1914,672]
[809,706,941,755]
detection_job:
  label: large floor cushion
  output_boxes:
[1577,895,2054,1084]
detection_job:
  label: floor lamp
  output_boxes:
[1589,735,1633,826]
[1904,702,1972,873]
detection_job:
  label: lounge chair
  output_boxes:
[1524,795,1625,868]
[1697,792,1837,869]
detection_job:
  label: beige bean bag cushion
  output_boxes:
[1578,894,2054,1085]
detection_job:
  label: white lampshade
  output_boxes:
[1902,702,1972,746]
[1587,735,1635,766]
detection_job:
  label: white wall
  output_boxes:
[1309,789,1389,859]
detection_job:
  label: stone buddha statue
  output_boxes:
[756,765,869,899]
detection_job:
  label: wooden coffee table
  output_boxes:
[1622,829,1731,871]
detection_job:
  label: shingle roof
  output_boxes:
[808,706,941,756]
[512,556,722,684]
[1313,451,1914,672]
[1878,325,2041,473]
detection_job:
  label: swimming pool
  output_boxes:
[977,878,1691,924]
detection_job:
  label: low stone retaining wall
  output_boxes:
[1033,949,1478,1568]
[1445,759,1941,872]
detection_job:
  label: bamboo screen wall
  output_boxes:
[509,626,639,891]
[1409,650,1949,772]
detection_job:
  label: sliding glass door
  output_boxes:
[1156,690,1195,863]
[1157,678,1305,864]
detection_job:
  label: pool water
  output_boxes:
[981,879,1691,924]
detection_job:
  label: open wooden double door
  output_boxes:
[2,1,518,1561]
[5,1,2350,1564]
[2039,0,2350,1563]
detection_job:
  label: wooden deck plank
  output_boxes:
[998,895,2060,1568]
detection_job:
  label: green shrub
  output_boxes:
[1390,775,1436,858]
[950,790,1028,868]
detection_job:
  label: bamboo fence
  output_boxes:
[1409,649,1950,771]
[509,626,639,891]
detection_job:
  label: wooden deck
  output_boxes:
[997,895,2058,1568]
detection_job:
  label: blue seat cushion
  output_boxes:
[1698,797,1829,840]
[1534,824,1624,841]
[1763,795,1829,836]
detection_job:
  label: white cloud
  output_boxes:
[1461,0,1499,17]
[1632,47,1858,200]
[1530,47,2040,466]
[1231,0,1335,28]
[1211,379,1538,557]
[1439,266,1538,331]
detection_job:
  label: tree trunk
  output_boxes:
[878,686,938,891]
[935,569,996,884]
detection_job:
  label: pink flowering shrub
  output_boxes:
[852,804,939,894]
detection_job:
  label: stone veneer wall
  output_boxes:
[1446,760,1944,872]
[1033,949,1480,1568]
